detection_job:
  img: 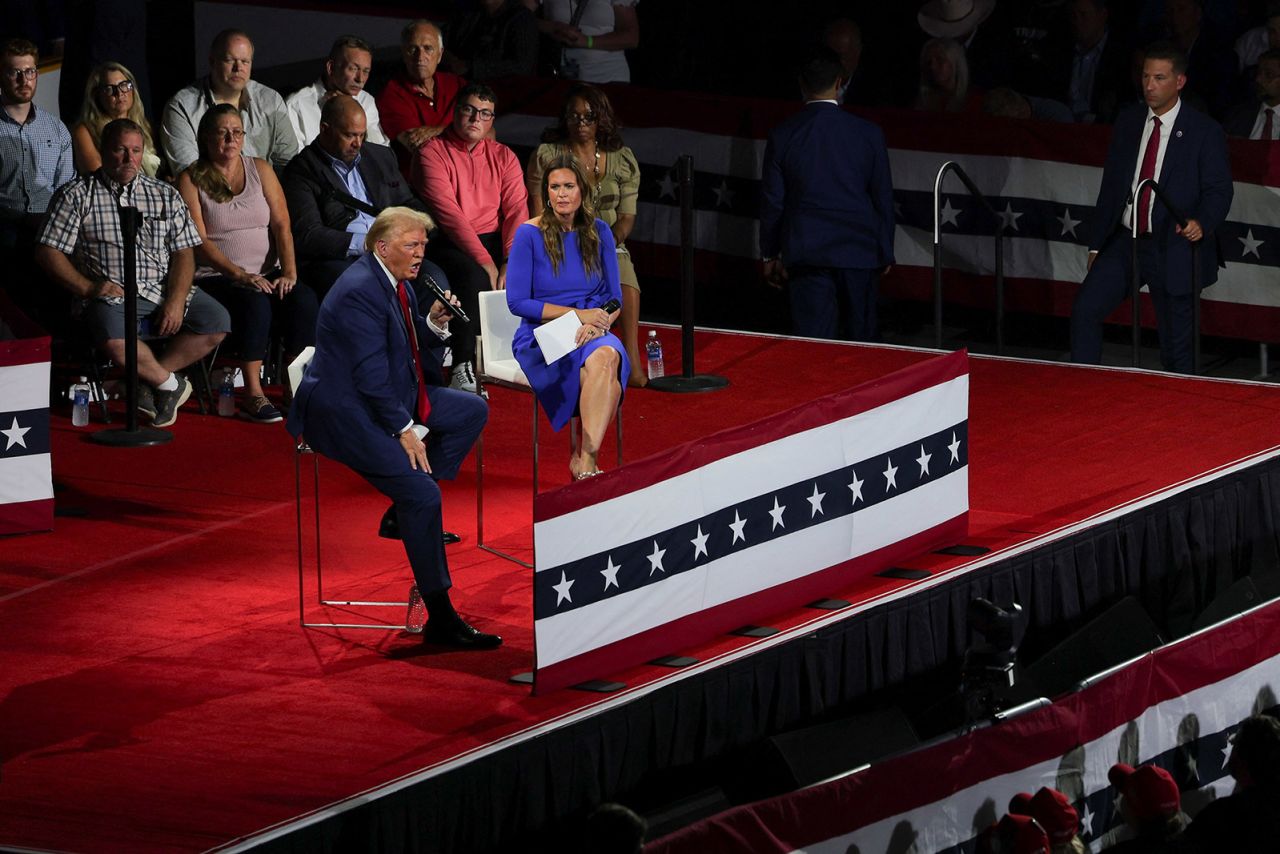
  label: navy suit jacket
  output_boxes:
[759,102,895,270]
[1222,100,1266,139]
[1086,102,1233,294]
[282,140,428,263]
[286,252,446,477]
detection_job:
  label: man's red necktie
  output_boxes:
[1137,115,1161,234]
[396,279,431,424]
[1263,107,1274,141]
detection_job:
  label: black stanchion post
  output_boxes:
[91,205,172,447]
[1192,243,1201,374]
[647,155,728,394]
[1130,229,1141,368]
[994,230,1004,355]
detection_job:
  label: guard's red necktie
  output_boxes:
[396,280,431,424]
[1137,115,1161,234]
[1263,108,1275,141]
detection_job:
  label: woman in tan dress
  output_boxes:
[527,83,645,386]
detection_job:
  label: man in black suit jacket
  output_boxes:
[1070,42,1233,373]
[1065,0,1132,124]
[282,94,449,301]
[1224,49,1280,139]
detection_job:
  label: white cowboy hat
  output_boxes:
[918,0,997,39]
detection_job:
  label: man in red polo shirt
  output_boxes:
[414,83,527,393]
[376,19,464,177]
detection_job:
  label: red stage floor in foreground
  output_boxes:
[4,330,1280,852]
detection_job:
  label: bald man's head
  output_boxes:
[318,94,367,163]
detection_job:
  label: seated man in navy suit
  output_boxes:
[759,47,895,341]
[287,206,498,649]
[1070,41,1233,373]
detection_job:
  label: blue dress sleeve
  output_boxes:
[505,223,545,321]
[596,219,621,305]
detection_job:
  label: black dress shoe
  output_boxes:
[377,505,400,540]
[422,618,503,649]
[380,509,461,545]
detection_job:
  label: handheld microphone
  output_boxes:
[421,273,470,324]
[601,298,621,314]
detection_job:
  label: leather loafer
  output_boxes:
[377,505,400,540]
[422,619,503,649]
[379,507,461,545]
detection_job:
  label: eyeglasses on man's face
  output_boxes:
[97,79,134,97]
[3,67,38,82]
[458,104,495,121]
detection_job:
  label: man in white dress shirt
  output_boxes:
[285,35,388,149]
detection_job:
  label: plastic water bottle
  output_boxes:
[71,377,91,427]
[405,584,426,633]
[217,370,236,417]
[645,330,665,380]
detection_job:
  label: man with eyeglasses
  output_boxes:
[0,38,74,329]
[414,83,527,393]
[284,34,389,150]
[160,28,298,175]
[377,19,465,179]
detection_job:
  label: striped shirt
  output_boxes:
[0,104,74,218]
[37,171,202,304]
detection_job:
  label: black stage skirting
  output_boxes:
[248,454,1280,853]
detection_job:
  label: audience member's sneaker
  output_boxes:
[450,361,478,394]
[152,374,192,427]
[240,395,283,424]
[135,384,157,421]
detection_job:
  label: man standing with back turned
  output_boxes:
[759,47,895,341]
[1070,42,1232,373]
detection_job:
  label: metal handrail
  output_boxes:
[1130,177,1201,373]
[932,161,1006,353]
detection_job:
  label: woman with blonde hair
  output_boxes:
[915,38,979,113]
[71,61,161,177]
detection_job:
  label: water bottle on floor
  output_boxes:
[405,584,426,633]
[646,330,664,380]
[71,377,91,427]
[217,370,236,417]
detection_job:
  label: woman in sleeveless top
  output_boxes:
[176,104,318,422]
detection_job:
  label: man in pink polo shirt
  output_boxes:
[415,82,527,393]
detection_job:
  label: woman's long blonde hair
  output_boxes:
[78,62,156,158]
[537,155,600,277]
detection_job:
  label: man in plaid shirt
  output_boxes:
[35,118,230,427]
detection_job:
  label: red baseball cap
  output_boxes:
[1109,763,1180,821]
[1008,787,1079,844]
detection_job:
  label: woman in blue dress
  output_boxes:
[506,155,627,480]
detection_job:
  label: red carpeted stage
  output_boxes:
[4,328,1280,853]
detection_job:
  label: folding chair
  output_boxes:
[291,347,416,630]
[474,291,622,568]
